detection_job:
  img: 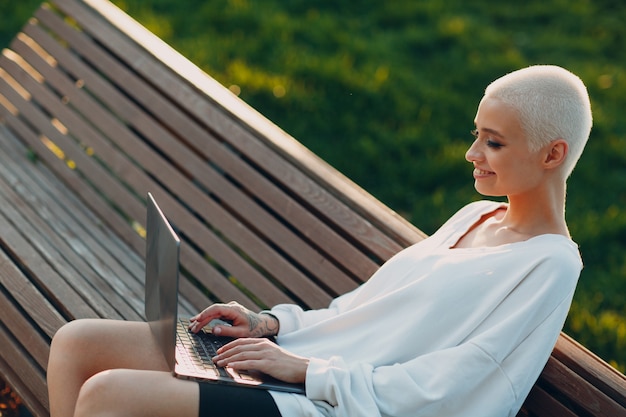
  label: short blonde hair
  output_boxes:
[484,65,592,177]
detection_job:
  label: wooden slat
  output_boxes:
[537,355,625,416]
[0,208,69,338]
[0,343,47,417]
[553,333,626,408]
[522,385,578,417]
[0,270,59,368]
[0,325,48,413]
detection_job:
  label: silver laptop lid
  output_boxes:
[145,192,180,372]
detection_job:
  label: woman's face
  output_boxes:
[466,97,546,198]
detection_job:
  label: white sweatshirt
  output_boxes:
[268,201,582,417]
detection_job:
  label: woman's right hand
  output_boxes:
[188,301,279,339]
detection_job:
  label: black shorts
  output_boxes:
[198,382,282,416]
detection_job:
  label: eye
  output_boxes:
[486,139,504,149]
[471,129,504,149]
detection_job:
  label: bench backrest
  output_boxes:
[0,0,425,315]
[0,1,624,416]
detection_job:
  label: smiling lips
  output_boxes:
[473,168,495,177]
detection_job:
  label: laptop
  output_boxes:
[144,192,305,394]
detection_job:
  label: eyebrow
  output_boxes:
[478,127,505,139]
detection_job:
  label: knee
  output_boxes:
[74,370,122,417]
[52,319,95,344]
[50,319,97,358]
[50,320,90,360]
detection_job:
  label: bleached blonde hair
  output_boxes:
[484,65,592,177]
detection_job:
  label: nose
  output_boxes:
[465,139,483,163]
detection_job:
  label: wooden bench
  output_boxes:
[0,1,623,416]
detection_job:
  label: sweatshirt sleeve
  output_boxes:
[303,251,580,417]
[306,342,517,416]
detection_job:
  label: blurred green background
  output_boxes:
[1,0,625,371]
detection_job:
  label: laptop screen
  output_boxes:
[145,192,180,372]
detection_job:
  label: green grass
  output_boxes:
[2,0,625,372]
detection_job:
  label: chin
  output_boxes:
[474,186,504,198]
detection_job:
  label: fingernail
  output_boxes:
[213,326,221,335]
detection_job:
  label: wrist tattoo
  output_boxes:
[247,311,280,337]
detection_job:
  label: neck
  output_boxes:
[502,182,569,238]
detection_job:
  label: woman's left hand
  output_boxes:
[213,338,309,384]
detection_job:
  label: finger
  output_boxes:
[211,322,258,338]
[214,338,266,360]
[214,347,268,368]
[225,358,268,373]
[188,309,217,332]
[189,304,241,332]
[216,338,259,354]
[189,305,220,325]
[221,337,272,351]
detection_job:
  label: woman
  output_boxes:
[48,65,592,417]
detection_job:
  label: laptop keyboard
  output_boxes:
[176,318,233,378]
[175,318,303,392]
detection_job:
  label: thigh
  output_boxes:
[52,318,169,372]
[198,383,282,417]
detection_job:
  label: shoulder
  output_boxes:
[516,235,582,288]
[524,235,581,263]
[520,234,580,260]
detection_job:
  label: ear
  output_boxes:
[543,139,568,169]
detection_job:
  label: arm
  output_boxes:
[186,287,365,383]
[304,292,575,417]
[188,302,279,338]
[191,283,365,338]
[213,337,310,384]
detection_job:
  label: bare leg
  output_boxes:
[74,368,198,417]
[47,319,199,417]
